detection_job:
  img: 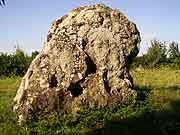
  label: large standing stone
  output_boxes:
[13,4,141,123]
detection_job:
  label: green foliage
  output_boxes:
[168,41,180,60]
[143,39,167,67]
[1,40,180,134]
[31,50,39,61]
[14,48,28,75]
[170,58,180,67]
[131,39,180,69]
[0,49,39,77]
[1,68,180,135]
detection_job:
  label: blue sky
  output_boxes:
[0,0,180,55]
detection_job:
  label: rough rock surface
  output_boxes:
[13,4,141,123]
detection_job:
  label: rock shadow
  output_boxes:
[87,85,180,135]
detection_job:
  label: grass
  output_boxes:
[0,68,180,135]
[132,67,180,88]
[0,77,21,135]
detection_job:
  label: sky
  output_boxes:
[0,0,180,55]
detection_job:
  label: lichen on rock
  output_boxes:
[13,3,141,124]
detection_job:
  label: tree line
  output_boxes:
[0,48,38,77]
[132,39,180,68]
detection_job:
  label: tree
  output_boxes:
[0,47,40,77]
[143,39,167,67]
[168,41,180,60]
[0,53,9,76]
[14,47,28,75]
[31,51,39,60]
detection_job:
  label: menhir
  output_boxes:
[13,4,141,124]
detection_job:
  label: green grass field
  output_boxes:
[0,68,180,135]
[0,77,21,135]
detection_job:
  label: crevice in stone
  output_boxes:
[85,53,97,76]
[81,39,87,50]
[68,82,83,97]
[103,70,111,93]
[28,71,33,79]
[49,74,58,88]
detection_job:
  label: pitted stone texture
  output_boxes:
[14,4,141,124]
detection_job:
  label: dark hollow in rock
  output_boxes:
[69,82,83,97]
[13,3,141,124]
[85,54,97,75]
[49,74,58,88]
